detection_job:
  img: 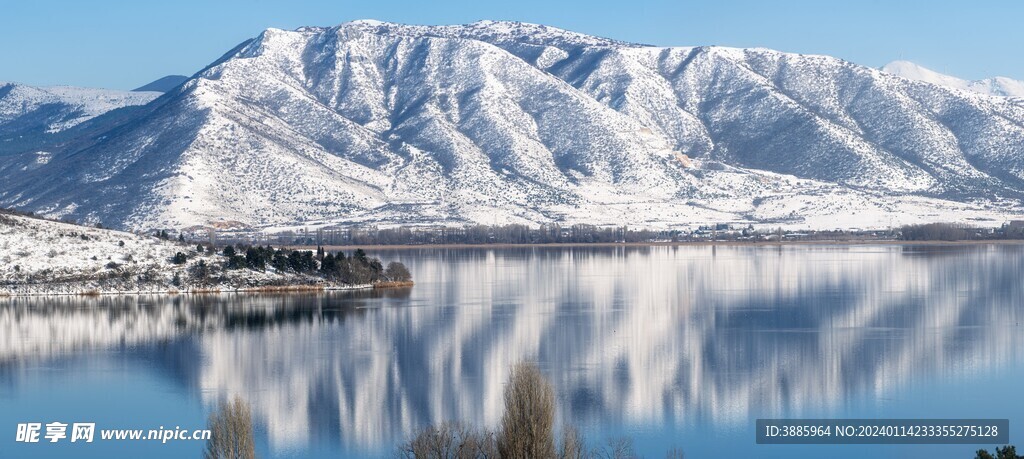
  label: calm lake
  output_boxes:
[2,245,1023,458]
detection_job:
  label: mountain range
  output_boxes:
[0,82,158,137]
[2,20,1024,231]
[882,60,1024,99]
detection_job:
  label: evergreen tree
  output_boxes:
[227,254,246,270]
[368,258,384,282]
[354,248,368,264]
[320,253,338,278]
[245,247,266,271]
[271,250,289,272]
[303,251,316,272]
[288,251,305,273]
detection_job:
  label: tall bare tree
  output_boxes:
[204,396,256,459]
[497,362,556,458]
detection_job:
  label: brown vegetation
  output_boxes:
[559,426,587,459]
[373,281,415,289]
[900,222,975,241]
[497,363,557,458]
[190,288,224,294]
[398,362,681,459]
[397,422,498,459]
[204,396,256,459]
[236,285,325,293]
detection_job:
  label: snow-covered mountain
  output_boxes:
[882,60,1024,99]
[0,81,159,134]
[3,21,1024,230]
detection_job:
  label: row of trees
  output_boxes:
[186,221,1024,247]
[898,222,1024,241]
[267,224,678,246]
[900,223,979,241]
[212,244,412,285]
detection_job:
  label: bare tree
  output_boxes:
[560,426,588,459]
[597,437,637,459]
[497,362,556,458]
[396,422,497,459]
[204,396,256,459]
[384,261,412,282]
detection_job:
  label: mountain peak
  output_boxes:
[882,60,1024,98]
[297,19,643,49]
[347,18,387,26]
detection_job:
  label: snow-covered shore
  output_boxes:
[1,283,376,297]
[0,212,373,297]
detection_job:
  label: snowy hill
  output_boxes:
[0,211,338,295]
[2,21,1024,231]
[0,81,159,134]
[882,61,1024,99]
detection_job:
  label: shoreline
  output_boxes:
[0,282,414,298]
[289,239,1024,250]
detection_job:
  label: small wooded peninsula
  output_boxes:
[1,210,411,296]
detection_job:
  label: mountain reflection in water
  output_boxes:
[2,245,1023,454]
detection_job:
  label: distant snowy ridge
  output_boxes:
[0,82,159,133]
[2,21,1024,231]
[882,61,1024,99]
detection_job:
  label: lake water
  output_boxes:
[2,245,1024,458]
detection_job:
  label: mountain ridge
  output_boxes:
[882,60,1024,99]
[2,20,1023,231]
[0,81,159,135]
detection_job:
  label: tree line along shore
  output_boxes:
[200,221,1024,247]
[0,210,412,297]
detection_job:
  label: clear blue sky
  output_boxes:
[2,0,1021,90]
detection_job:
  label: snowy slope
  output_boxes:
[0,212,332,295]
[882,61,1024,99]
[2,21,1024,230]
[0,81,159,133]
